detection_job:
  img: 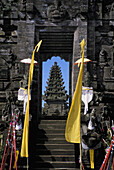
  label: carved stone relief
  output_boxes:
[109,2,114,19]
[2,91,18,122]
[33,0,88,24]
[0,0,26,20]
[0,21,17,43]
[47,0,69,22]
[97,44,114,91]
[103,1,114,19]
[95,3,102,19]
[0,48,22,90]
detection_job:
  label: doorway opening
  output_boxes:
[42,56,69,116]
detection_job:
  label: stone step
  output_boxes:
[36,149,75,155]
[29,119,76,169]
[36,138,69,144]
[38,129,65,134]
[35,144,74,150]
[40,120,66,124]
[18,168,79,170]
[36,133,65,139]
[34,155,75,162]
[31,168,79,170]
[31,161,76,168]
[38,124,66,129]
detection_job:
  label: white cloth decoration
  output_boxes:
[82,86,93,115]
[18,88,31,119]
[23,93,31,114]
[88,120,95,130]
[18,88,26,101]
[15,122,22,130]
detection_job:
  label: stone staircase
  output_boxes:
[29,118,79,170]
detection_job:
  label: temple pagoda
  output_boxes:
[43,62,68,116]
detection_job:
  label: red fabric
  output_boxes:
[9,141,14,170]
[2,136,13,169]
[100,137,114,170]
[0,112,19,170]
[112,155,114,170]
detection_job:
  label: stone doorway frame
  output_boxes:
[33,22,87,122]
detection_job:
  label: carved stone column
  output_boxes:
[72,18,87,95]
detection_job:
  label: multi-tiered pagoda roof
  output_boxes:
[43,62,68,116]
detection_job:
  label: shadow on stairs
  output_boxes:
[29,117,80,170]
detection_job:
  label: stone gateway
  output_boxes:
[0,0,114,169]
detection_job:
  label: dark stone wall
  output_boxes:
[87,0,114,119]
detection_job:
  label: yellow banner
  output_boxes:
[21,40,42,157]
[65,39,85,143]
[13,150,19,169]
[89,149,94,169]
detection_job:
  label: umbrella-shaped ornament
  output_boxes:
[20,58,38,65]
[20,58,38,73]
[74,58,91,67]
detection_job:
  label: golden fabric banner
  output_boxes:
[13,150,19,169]
[21,40,42,157]
[65,39,85,143]
[89,149,94,169]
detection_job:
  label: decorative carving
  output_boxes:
[0,49,17,82]
[2,91,19,123]
[95,3,102,19]
[97,45,114,90]
[47,0,69,22]
[99,49,108,65]
[0,48,23,90]
[14,62,20,77]
[109,2,114,19]
[103,2,114,19]
[0,0,26,19]
[92,62,97,80]
[19,75,28,89]
[98,49,109,90]
[84,71,92,87]
[0,21,17,43]
[92,92,103,105]
[88,0,95,18]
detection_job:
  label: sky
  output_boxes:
[42,56,69,107]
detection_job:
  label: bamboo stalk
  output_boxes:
[27,157,29,170]
[80,143,82,170]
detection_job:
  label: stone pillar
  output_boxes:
[17,20,35,74]
[72,18,87,95]
[87,20,97,89]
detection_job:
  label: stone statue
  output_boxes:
[99,49,108,65]
[2,91,19,122]
[82,108,101,147]
[81,103,111,169]
[88,108,96,130]
[2,105,9,122]
[14,62,19,76]
[109,2,114,19]
[19,74,28,89]
[98,49,108,90]
[84,71,92,87]
[47,0,69,22]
